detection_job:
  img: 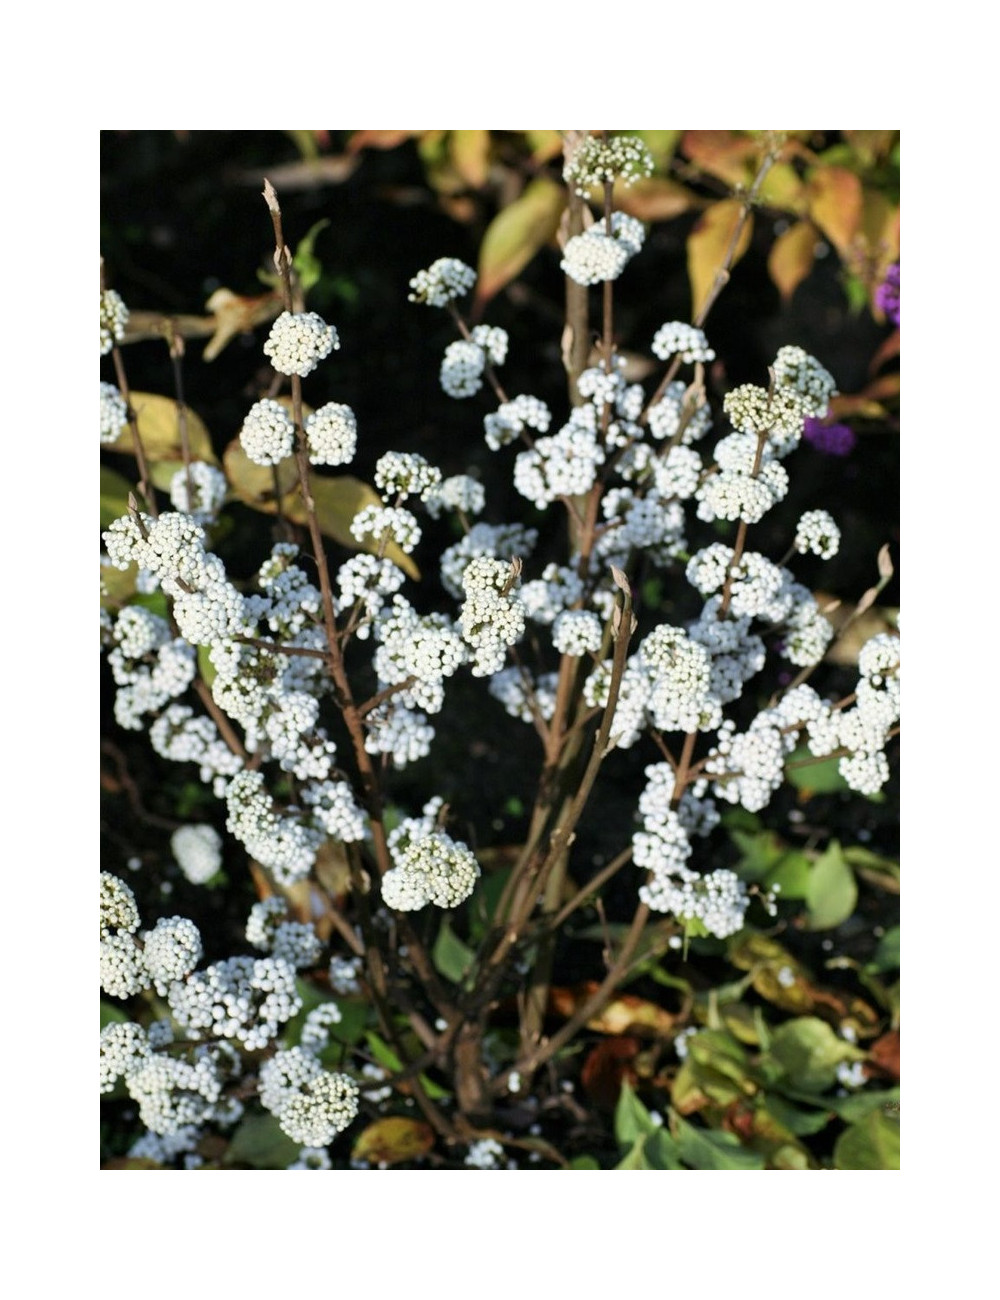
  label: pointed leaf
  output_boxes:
[771,1017,860,1092]
[759,162,807,214]
[616,177,701,222]
[807,166,863,260]
[432,918,475,984]
[768,219,818,301]
[672,1111,765,1170]
[475,177,565,308]
[614,1078,657,1146]
[101,465,138,529]
[109,392,217,466]
[524,130,564,163]
[449,130,491,188]
[834,1109,900,1170]
[687,199,753,319]
[224,1113,300,1169]
[806,840,857,930]
[680,131,758,187]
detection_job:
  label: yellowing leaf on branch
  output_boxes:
[475,177,565,310]
[449,130,491,189]
[768,219,819,301]
[615,177,702,223]
[680,131,758,187]
[223,438,420,580]
[806,166,863,260]
[109,392,218,467]
[687,199,753,320]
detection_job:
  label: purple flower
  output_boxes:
[803,417,856,456]
[874,262,900,327]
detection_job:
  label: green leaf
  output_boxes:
[871,926,900,973]
[643,1128,684,1169]
[225,1114,301,1169]
[293,219,331,295]
[785,744,850,793]
[432,918,475,985]
[770,1017,860,1092]
[615,1136,650,1169]
[763,1094,832,1137]
[100,999,129,1029]
[364,1032,449,1101]
[615,1079,657,1146]
[475,177,565,308]
[828,1088,900,1125]
[764,851,813,900]
[672,1111,765,1170]
[197,643,216,689]
[834,1109,900,1170]
[567,1154,601,1170]
[806,840,857,930]
[101,465,137,529]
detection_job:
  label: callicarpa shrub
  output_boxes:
[100,132,899,1171]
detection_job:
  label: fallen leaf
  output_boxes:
[351,1117,434,1166]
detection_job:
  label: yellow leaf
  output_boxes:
[616,177,701,222]
[758,162,807,214]
[681,131,758,187]
[475,177,565,309]
[222,438,419,581]
[807,166,863,260]
[524,130,563,163]
[768,219,818,301]
[110,392,218,467]
[351,1117,435,1166]
[687,199,753,319]
[449,130,491,189]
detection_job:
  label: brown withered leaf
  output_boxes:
[351,1117,434,1167]
[581,1037,640,1110]
[549,983,674,1036]
[868,1029,900,1081]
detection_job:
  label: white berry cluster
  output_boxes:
[100,381,128,443]
[240,398,296,466]
[171,824,223,884]
[259,1048,359,1146]
[483,394,551,450]
[168,953,302,1051]
[459,555,527,676]
[305,401,358,466]
[263,310,339,377]
[563,134,654,196]
[408,257,476,307]
[651,322,715,365]
[795,509,841,560]
[351,504,421,554]
[513,407,606,508]
[422,474,486,520]
[374,451,442,501]
[100,288,129,354]
[383,806,481,912]
[647,381,714,444]
[169,461,228,522]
